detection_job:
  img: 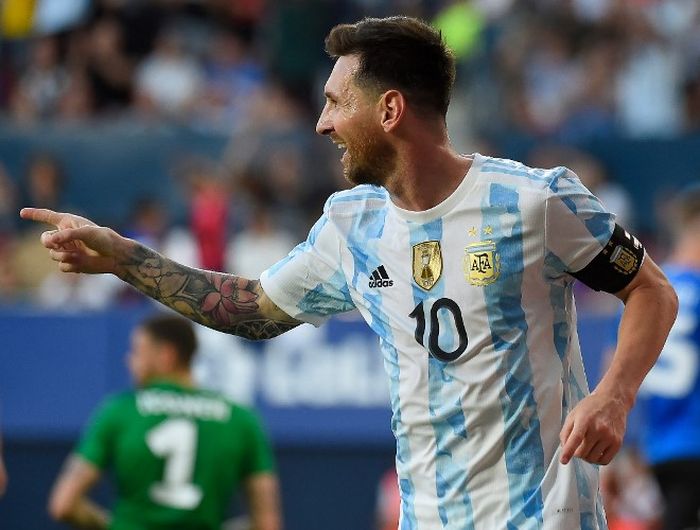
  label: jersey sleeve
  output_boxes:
[259,197,355,326]
[240,409,275,478]
[544,168,616,277]
[75,397,123,470]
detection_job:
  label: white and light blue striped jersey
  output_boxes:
[260,153,614,530]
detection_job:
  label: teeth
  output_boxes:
[337,144,345,149]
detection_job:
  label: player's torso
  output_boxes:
[328,167,603,529]
[109,385,241,530]
[337,178,556,426]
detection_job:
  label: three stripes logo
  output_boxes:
[368,265,393,288]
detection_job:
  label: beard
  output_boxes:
[342,132,396,187]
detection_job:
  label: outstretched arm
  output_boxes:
[115,242,299,340]
[20,208,300,340]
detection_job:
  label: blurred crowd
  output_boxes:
[0,0,698,309]
[2,0,700,136]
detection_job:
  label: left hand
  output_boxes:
[559,390,628,466]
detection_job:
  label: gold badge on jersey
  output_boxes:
[412,241,442,290]
[464,241,500,286]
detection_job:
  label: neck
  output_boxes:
[147,371,194,388]
[384,127,471,211]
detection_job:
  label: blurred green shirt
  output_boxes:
[77,381,275,530]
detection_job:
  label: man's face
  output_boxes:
[126,328,160,386]
[316,55,396,186]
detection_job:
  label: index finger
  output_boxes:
[560,424,586,465]
[20,207,61,226]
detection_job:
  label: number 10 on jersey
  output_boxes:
[409,298,468,362]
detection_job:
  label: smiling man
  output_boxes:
[22,16,678,530]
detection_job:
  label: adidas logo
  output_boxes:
[368,265,393,288]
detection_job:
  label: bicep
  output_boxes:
[614,255,672,303]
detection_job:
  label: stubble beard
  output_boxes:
[343,133,396,187]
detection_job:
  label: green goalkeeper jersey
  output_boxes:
[76,381,275,530]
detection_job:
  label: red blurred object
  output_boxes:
[191,182,228,271]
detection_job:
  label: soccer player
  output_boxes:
[637,187,700,530]
[48,314,281,530]
[23,16,677,529]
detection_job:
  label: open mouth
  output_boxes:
[334,141,349,163]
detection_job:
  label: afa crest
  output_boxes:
[464,241,500,286]
[610,245,638,274]
[412,241,442,290]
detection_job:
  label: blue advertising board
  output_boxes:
[0,307,615,446]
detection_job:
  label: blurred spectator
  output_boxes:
[122,197,169,250]
[135,27,203,121]
[520,22,582,135]
[77,17,134,114]
[614,7,683,138]
[226,201,295,279]
[32,0,90,35]
[558,37,619,142]
[375,468,400,530]
[684,66,700,132]
[13,153,72,294]
[0,239,21,303]
[0,162,17,237]
[195,29,266,131]
[182,161,230,272]
[600,449,663,530]
[0,162,21,302]
[20,152,67,212]
[0,426,7,497]
[263,0,334,109]
[35,271,123,310]
[9,36,69,124]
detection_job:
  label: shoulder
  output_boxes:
[87,391,136,426]
[99,390,136,411]
[479,155,571,194]
[324,185,389,217]
[227,400,264,425]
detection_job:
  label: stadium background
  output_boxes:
[0,0,698,528]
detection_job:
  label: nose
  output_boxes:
[316,107,333,136]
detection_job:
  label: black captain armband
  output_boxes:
[571,224,645,294]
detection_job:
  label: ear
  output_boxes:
[379,90,405,132]
[158,343,179,372]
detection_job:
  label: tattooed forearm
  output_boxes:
[115,242,299,340]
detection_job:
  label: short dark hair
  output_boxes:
[140,314,197,367]
[325,16,456,118]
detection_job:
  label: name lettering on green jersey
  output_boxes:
[137,390,230,421]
